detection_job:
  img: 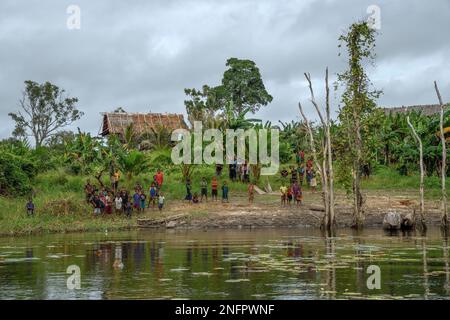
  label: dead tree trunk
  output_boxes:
[325,68,335,229]
[406,113,426,231]
[302,69,335,232]
[434,81,448,230]
[303,74,329,229]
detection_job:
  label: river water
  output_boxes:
[0,228,449,300]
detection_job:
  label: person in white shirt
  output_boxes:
[158,193,165,211]
[114,194,123,213]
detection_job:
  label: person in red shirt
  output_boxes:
[155,169,164,189]
[211,176,218,201]
[306,158,313,170]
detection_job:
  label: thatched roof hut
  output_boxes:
[383,104,444,116]
[100,112,188,137]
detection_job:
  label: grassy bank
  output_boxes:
[0,165,448,236]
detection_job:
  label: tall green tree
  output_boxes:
[221,58,273,116]
[9,81,83,147]
[184,58,273,126]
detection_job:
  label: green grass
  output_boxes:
[0,165,447,236]
[362,166,449,199]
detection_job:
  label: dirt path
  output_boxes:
[137,190,445,229]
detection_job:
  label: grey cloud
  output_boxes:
[0,0,449,140]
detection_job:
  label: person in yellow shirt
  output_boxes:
[280,184,288,206]
[112,170,120,192]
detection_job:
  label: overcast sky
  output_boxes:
[0,0,449,139]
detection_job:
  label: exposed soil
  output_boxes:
[137,190,446,230]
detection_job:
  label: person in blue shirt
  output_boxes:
[148,182,157,209]
[133,191,140,211]
[26,199,35,216]
[221,181,229,203]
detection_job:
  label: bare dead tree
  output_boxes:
[300,69,335,231]
[325,69,335,230]
[406,112,426,231]
[304,72,329,228]
[434,81,448,230]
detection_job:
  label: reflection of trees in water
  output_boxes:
[352,232,365,295]
[185,247,192,268]
[222,244,229,257]
[422,238,430,299]
[443,236,450,295]
[150,241,157,271]
[156,242,165,280]
[212,247,219,270]
[87,243,113,269]
[133,242,145,270]
[25,247,33,277]
[325,237,336,299]
[113,245,124,269]
[201,247,208,268]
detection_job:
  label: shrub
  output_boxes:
[0,153,34,196]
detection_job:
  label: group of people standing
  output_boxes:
[282,150,318,190]
[215,157,250,183]
[81,151,319,217]
[277,150,320,206]
[184,176,229,203]
[84,169,166,217]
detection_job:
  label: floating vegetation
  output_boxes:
[225,279,250,283]
[192,272,214,276]
[170,268,189,272]
[2,257,40,263]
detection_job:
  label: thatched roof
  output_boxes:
[383,104,445,116]
[100,112,188,136]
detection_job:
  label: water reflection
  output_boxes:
[0,228,450,300]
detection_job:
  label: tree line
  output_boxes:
[2,21,448,232]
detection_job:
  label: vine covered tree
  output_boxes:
[336,22,382,229]
[9,81,83,147]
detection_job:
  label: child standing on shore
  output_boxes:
[121,190,129,215]
[192,192,199,204]
[287,185,293,206]
[248,182,255,204]
[280,184,287,206]
[211,176,218,202]
[222,181,229,203]
[105,192,112,214]
[114,193,122,213]
[185,178,192,202]
[133,191,140,211]
[148,183,157,209]
[158,192,165,211]
[293,182,302,206]
[200,177,208,202]
[139,191,146,212]
[26,199,35,216]
[92,194,102,215]
[125,201,132,218]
